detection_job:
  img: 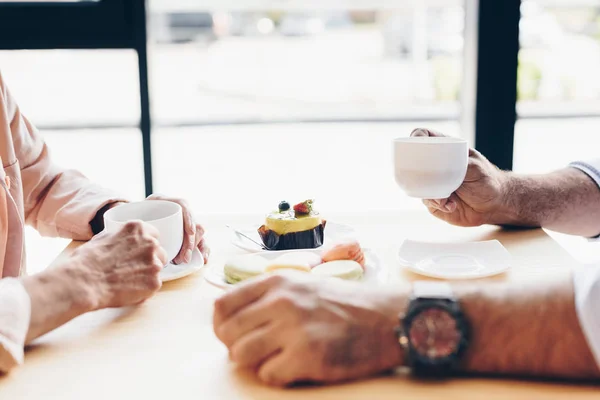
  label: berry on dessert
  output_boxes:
[278,201,291,212]
[293,200,313,216]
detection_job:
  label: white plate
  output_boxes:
[160,249,204,282]
[229,221,356,253]
[398,240,511,280]
[204,248,386,290]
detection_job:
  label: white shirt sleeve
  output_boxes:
[574,267,600,368]
[0,278,31,373]
[570,159,600,241]
[570,159,600,189]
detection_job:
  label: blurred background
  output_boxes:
[2,0,600,268]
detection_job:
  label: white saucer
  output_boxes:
[160,249,204,282]
[229,221,357,253]
[204,248,386,290]
[398,240,511,280]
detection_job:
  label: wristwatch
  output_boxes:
[396,281,470,376]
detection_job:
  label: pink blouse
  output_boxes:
[0,70,123,373]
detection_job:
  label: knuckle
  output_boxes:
[178,199,190,209]
[143,235,160,248]
[468,158,484,172]
[273,293,297,311]
[126,234,140,248]
[146,250,159,264]
[150,263,163,275]
[264,273,287,288]
[149,276,162,291]
[123,220,143,233]
[213,297,226,316]
[258,369,280,386]
[410,128,427,137]
[230,341,257,365]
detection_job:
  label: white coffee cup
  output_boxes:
[103,200,184,265]
[393,136,469,199]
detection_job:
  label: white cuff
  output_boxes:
[571,160,600,189]
[570,160,600,241]
[0,278,31,373]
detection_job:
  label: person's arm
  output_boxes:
[412,129,600,237]
[0,71,126,240]
[495,167,600,238]
[20,266,96,343]
[0,221,166,374]
[448,270,600,379]
[0,269,95,374]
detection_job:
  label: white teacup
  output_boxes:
[103,200,184,265]
[393,136,469,199]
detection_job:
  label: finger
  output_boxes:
[229,323,282,368]
[411,128,446,138]
[213,275,280,328]
[147,195,196,264]
[257,350,301,387]
[155,245,169,267]
[423,199,443,212]
[195,224,206,240]
[197,238,210,264]
[444,196,458,212]
[145,273,163,293]
[425,205,450,224]
[217,297,276,347]
[172,209,196,265]
[141,223,161,240]
[423,198,454,213]
[173,230,195,265]
[194,228,204,249]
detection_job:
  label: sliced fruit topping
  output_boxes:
[278,201,291,212]
[293,199,314,216]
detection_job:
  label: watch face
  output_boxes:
[409,307,461,359]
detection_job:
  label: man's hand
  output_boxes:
[147,194,210,265]
[69,221,167,309]
[213,272,407,387]
[21,220,169,342]
[411,128,510,227]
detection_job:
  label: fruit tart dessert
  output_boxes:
[257,200,327,251]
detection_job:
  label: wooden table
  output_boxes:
[1,211,598,399]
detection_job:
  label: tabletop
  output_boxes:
[0,211,598,399]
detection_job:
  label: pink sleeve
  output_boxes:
[1,72,127,240]
[0,278,31,374]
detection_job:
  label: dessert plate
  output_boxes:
[204,248,386,290]
[160,249,204,282]
[229,222,356,253]
[398,240,511,280]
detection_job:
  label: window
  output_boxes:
[148,0,467,213]
[0,51,145,274]
[0,0,146,272]
[515,0,600,173]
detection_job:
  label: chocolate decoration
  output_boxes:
[258,220,327,251]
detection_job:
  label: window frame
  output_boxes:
[0,1,137,49]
